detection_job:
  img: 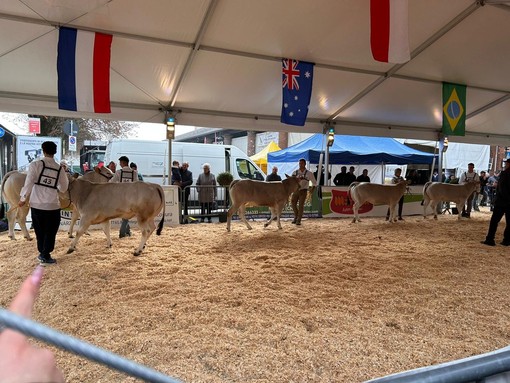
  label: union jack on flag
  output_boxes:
[281,58,314,126]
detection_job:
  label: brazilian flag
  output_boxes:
[442,82,466,136]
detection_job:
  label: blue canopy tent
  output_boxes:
[268,134,437,183]
[268,134,436,165]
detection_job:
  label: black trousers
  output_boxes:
[31,207,61,257]
[485,204,510,242]
[386,196,404,218]
[200,202,212,221]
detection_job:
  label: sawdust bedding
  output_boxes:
[1,208,509,382]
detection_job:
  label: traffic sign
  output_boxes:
[0,127,4,138]
[69,135,77,152]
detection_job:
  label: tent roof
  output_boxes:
[268,134,436,165]
[1,1,510,144]
[250,141,281,164]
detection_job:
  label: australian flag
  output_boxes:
[281,58,314,126]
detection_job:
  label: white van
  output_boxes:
[104,139,266,184]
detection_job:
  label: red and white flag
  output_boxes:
[370,0,410,64]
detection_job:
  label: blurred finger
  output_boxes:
[8,266,44,318]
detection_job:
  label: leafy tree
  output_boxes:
[27,115,136,152]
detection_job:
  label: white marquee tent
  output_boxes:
[1,1,510,145]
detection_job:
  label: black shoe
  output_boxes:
[38,255,57,265]
[207,219,212,223]
[385,216,389,221]
[398,217,404,221]
[296,221,301,226]
[500,241,510,246]
[200,219,205,223]
[481,240,496,247]
[291,219,297,224]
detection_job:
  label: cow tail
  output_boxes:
[0,172,12,220]
[421,181,432,205]
[156,186,165,236]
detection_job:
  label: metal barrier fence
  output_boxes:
[366,345,510,383]
[0,309,182,383]
[180,185,229,223]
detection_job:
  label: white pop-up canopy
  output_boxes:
[0,1,510,144]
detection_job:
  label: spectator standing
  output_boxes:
[356,169,371,183]
[459,162,480,218]
[266,166,282,182]
[171,160,182,186]
[386,168,405,221]
[110,155,138,238]
[333,166,348,186]
[346,166,356,185]
[291,158,317,226]
[481,159,510,246]
[130,162,143,181]
[179,162,193,223]
[479,170,488,207]
[196,163,217,223]
[106,161,116,173]
[313,165,330,199]
[19,141,69,265]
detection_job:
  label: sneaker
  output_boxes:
[481,240,496,247]
[38,255,57,264]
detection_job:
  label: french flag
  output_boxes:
[370,0,410,64]
[57,27,113,113]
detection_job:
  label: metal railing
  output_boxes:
[179,185,229,223]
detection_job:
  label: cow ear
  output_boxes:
[285,173,290,178]
[94,166,100,173]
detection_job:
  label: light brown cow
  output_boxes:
[0,167,112,240]
[68,167,113,237]
[226,176,300,232]
[422,181,479,220]
[1,171,32,240]
[65,177,165,256]
[349,181,408,223]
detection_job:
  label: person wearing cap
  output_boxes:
[291,158,317,226]
[110,155,139,237]
[459,162,480,218]
[482,158,510,246]
[18,141,69,265]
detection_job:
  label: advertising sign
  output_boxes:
[28,117,41,134]
[16,136,61,171]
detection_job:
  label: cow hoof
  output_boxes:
[264,223,269,228]
[66,248,75,254]
[68,234,75,239]
[133,251,142,256]
[26,237,33,241]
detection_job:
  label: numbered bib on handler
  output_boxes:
[36,162,61,189]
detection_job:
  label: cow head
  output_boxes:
[283,174,301,193]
